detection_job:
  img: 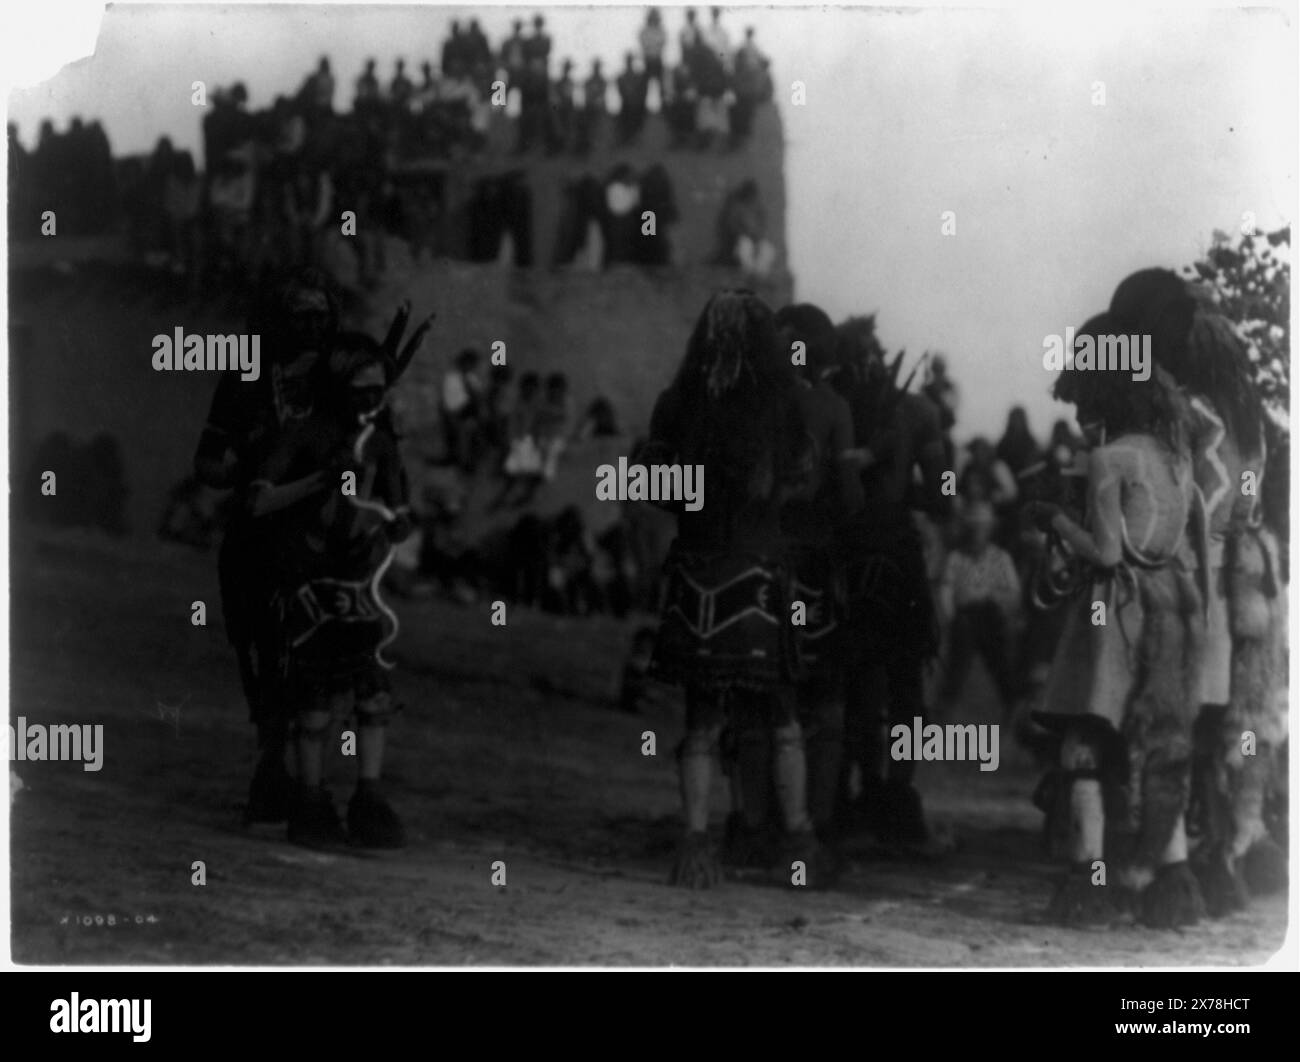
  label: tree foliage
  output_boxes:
[1183,225,1291,431]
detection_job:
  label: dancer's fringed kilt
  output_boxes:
[651,547,802,695]
[270,573,395,711]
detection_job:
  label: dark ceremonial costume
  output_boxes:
[838,380,949,839]
[253,414,408,713]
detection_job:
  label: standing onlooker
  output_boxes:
[616,53,649,145]
[996,405,1043,481]
[551,59,578,154]
[163,150,202,275]
[517,14,552,152]
[577,59,607,154]
[282,164,333,269]
[702,7,732,73]
[730,27,767,144]
[922,353,960,468]
[354,59,381,113]
[638,8,668,104]
[302,57,335,117]
[680,7,702,61]
[441,348,484,471]
[389,60,414,110]
[692,23,731,148]
[502,19,528,95]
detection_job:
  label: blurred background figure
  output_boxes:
[938,500,1022,719]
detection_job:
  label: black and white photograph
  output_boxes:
[3,0,1296,980]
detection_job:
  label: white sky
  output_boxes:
[4,1,1297,442]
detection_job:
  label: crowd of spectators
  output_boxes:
[438,349,619,499]
[10,9,776,287]
[930,382,1087,722]
[7,118,116,238]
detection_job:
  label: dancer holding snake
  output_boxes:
[248,331,418,848]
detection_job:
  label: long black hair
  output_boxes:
[1051,312,1186,454]
[667,289,801,506]
[1109,267,1261,447]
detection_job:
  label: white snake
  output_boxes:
[345,418,401,670]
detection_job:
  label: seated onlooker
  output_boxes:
[574,395,619,440]
[495,371,543,508]
[939,501,1021,717]
[603,164,642,265]
[959,436,1018,516]
[715,179,775,277]
[534,371,574,482]
[544,505,599,615]
[664,64,698,148]
[483,364,516,455]
[618,626,660,712]
[158,473,231,550]
[417,475,482,604]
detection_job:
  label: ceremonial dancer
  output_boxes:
[646,290,828,887]
[193,268,431,825]
[772,304,863,849]
[833,317,951,844]
[248,331,415,847]
[1033,315,1207,928]
[194,271,340,823]
[1109,268,1287,914]
[719,303,863,869]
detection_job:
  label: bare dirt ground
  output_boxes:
[8,527,1290,966]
